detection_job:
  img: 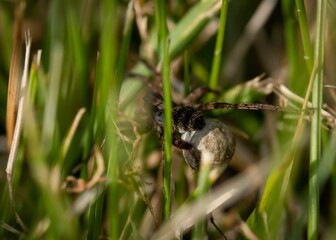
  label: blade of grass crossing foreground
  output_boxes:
[208,0,228,92]
[87,0,119,239]
[169,0,220,59]
[155,0,173,220]
[193,161,211,238]
[281,0,302,93]
[183,51,190,96]
[295,0,314,73]
[107,1,134,238]
[86,56,104,240]
[114,0,134,99]
[308,0,326,239]
[161,16,173,223]
[87,193,105,240]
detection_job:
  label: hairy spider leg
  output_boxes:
[196,102,281,112]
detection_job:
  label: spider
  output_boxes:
[143,86,280,171]
[130,59,280,171]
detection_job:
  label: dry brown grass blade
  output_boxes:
[6,31,32,231]
[62,145,105,193]
[6,2,26,149]
[60,107,86,162]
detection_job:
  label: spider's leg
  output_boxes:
[154,124,166,168]
[173,134,201,170]
[183,87,219,105]
[209,213,227,240]
[195,102,281,112]
[138,58,161,78]
[172,134,194,150]
[126,72,162,94]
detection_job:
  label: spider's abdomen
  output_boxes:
[181,118,235,171]
[173,106,206,133]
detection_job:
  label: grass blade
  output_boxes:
[295,0,314,73]
[155,0,173,220]
[208,0,228,91]
[169,0,220,59]
[308,0,327,238]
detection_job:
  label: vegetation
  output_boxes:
[0,0,335,239]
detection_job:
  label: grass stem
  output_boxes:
[155,0,173,220]
[208,0,228,93]
[308,0,326,239]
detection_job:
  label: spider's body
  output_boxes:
[146,92,206,133]
[144,90,280,171]
[146,92,233,170]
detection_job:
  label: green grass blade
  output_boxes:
[282,0,303,93]
[183,51,190,96]
[1,1,335,239]
[169,0,220,59]
[308,0,327,238]
[87,0,119,239]
[208,0,228,91]
[192,161,211,239]
[295,0,314,73]
[155,0,173,220]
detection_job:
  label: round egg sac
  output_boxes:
[181,118,235,171]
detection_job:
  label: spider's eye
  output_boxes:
[154,110,164,125]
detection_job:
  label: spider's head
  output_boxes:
[173,106,206,133]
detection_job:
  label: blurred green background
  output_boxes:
[0,0,335,239]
